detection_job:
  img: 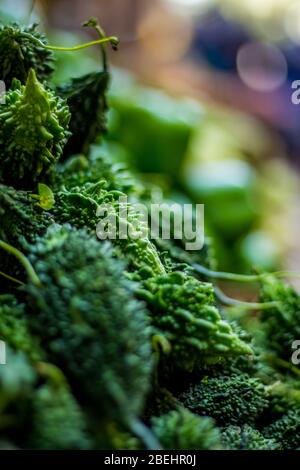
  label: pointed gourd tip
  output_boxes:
[27,68,37,83]
[25,68,41,95]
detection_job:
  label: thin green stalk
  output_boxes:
[83,18,108,71]
[36,362,67,386]
[263,354,300,377]
[214,286,279,311]
[23,33,119,52]
[0,240,41,287]
[0,270,24,286]
[193,263,300,283]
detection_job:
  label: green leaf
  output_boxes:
[29,183,55,210]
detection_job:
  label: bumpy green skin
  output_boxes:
[0,295,41,361]
[0,184,53,245]
[0,184,53,288]
[0,23,54,89]
[156,236,216,276]
[221,425,279,450]
[57,71,109,157]
[1,20,299,452]
[260,276,300,360]
[263,410,300,450]
[29,382,91,450]
[137,272,252,370]
[179,374,268,425]
[0,69,71,188]
[56,149,135,193]
[55,181,165,277]
[132,180,216,276]
[25,225,152,423]
[151,409,221,450]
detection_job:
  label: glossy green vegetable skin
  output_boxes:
[183,160,257,240]
[109,87,201,178]
[1,19,300,451]
[0,69,71,189]
[137,272,252,370]
[0,23,54,89]
[24,225,152,425]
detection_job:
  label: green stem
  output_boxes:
[263,354,300,377]
[193,263,300,283]
[0,270,24,286]
[23,33,119,52]
[43,37,118,52]
[214,286,279,311]
[36,362,67,387]
[92,26,107,71]
[0,240,41,287]
[83,19,108,71]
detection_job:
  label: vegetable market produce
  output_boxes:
[137,272,252,370]
[0,23,54,89]
[0,19,299,451]
[23,225,155,446]
[54,181,165,277]
[0,69,71,188]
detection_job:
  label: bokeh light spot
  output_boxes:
[237,42,287,92]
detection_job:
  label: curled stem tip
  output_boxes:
[0,240,41,287]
